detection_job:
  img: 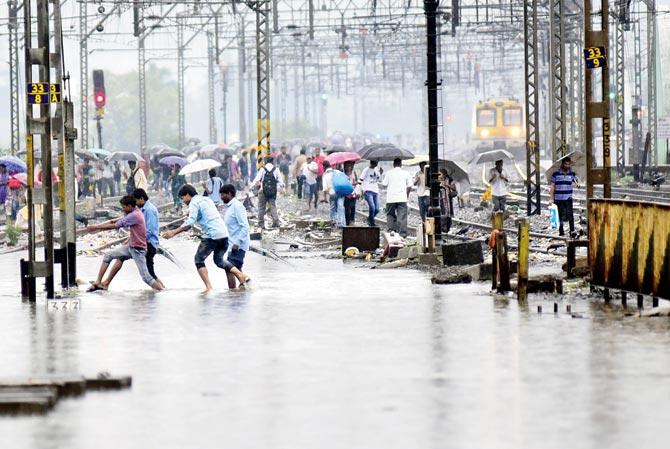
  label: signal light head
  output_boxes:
[94,91,106,108]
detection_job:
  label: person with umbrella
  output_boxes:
[293,148,307,199]
[488,159,509,213]
[301,156,318,212]
[438,169,457,234]
[112,161,122,196]
[276,145,292,190]
[126,160,148,194]
[359,160,382,227]
[343,161,359,226]
[414,161,430,222]
[313,147,326,209]
[163,184,250,292]
[204,168,225,209]
[168,165,186,212]
[549,156,579,237]
[382,158,413,237]
[0,164,8,218]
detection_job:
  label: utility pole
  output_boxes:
[524,0,541,215]
[79,0,88,149]
[220,64,229,143]
[424,0,442,243]
[52,0,77,289]
[21,0,55,300]
[237,15,247,142]
[254,0,271,167]
[8,0,21,155]
[646,0,657,166]
[584,0,611,205]
[207,32,218,144]
[177,17,186,147]
[549,0,567,160]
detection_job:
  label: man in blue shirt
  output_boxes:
[220,183,250,288]
[550,157,579,238]
[97,188,166,290]
[205,168,224,207]
[164,184,250,292]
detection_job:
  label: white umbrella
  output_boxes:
[179,158,221,176]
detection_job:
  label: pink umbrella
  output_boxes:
[11,173,42,188]
[326,151,361,166]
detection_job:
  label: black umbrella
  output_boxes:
[325,145,348,154]
[154,147,185,158]
[358,144,413,161]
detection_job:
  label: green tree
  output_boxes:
[101,64,179,151]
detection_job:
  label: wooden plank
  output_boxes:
[0,394,56,415]
[0,376,86,397]
[85,375,132,391]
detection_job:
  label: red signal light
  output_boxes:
[94,91,106,108]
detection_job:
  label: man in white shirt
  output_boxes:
[382,158,413,237]
[321,160,345,227]
[488,159,509,212]
[251,156,284,229]
[301,156,318,211]
[359,160,382,226]
[414,161,430,221]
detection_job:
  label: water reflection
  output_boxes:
[0,241,669,449]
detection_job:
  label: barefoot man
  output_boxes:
[163,184,249,292]
[87,195,163,292]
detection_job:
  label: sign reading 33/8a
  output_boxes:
[27,82,62,104]
[584,46,607,69]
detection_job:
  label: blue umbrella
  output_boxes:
[159,156,188,167]
[0,155,27,173]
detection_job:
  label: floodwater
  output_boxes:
[1,238,670,449]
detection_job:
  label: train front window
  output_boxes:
[477,109,496,127]
[503,107,522,126]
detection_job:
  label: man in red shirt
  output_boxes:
[86,195,163,291]
[313,146,326,210]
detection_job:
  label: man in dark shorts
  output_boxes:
[220,184,250,289]
[163,184,249,292]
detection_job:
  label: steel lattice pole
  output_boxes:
[8,1,20,155]
[207,32,218,144]
[177,18,185,148]
[139,35,147,151]
[549,0,566,161]
[524,0,541,215]
[646,0,657,166]
[615,21,626,173]
[255,0,271,168]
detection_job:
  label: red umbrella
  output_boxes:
[326,151,361,166]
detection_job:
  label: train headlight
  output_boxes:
[481,129,490,138]
[511,127,521,137]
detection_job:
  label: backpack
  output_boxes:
[126,169,138,194]
[332,170,354,196]
[262,166,278,199]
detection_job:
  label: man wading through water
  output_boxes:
[87,195,163,292]
[163,184,250,293]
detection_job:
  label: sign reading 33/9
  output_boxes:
[583,46,607,69]
[27,82,62,104]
